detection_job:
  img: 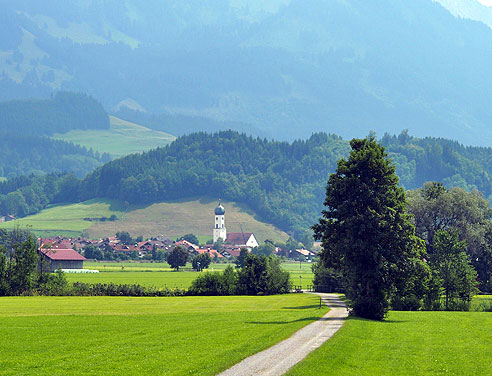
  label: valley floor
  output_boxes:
[0,294,327,375]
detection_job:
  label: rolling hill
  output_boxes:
[53,116,176,158]
[0,197,289,243]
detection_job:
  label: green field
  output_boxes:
[0,199,126,238]
[288,310,492,375]
[67,261,314,289]
[53,115,175,158]
[0,294,327,375]
[0,197,289,242]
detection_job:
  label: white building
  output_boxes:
[213,200,227,243]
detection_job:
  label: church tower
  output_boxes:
[213,200,227,243]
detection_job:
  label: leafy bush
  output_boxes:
[311,261,344,293]
[189,266,237,296]
[236,255,291,295]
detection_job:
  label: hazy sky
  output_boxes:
[478,0,492,6]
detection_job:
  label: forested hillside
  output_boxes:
[0,92,111,179]
[0,174,79,218]
[0,92,109,136]
[3,131,492,239]
[0,133,110,179]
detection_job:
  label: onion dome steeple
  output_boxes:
[214,199,225,215]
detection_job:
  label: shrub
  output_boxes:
[311,261,344,293]
[189,266,237,295]
[236,255,291,295]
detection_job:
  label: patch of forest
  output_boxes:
[3,130,492,239]
[0,91,109,136]
[0,133,110,178]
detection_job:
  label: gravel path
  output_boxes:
[217,293,348,376]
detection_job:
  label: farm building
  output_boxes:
[38,248,86,272]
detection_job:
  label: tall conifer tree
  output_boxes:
[313,137,417,320]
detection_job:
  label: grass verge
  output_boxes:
[287,310,492,375]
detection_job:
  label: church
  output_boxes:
[213,200,259,249]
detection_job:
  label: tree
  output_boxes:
[285,237,299,251]
[152,249,168,262]
[313,137,419,320]
[213,238,224,252]
[189,265,237,295]
[431,230,478,310]
[236,254,290,295]
[192,253,211,271]
[252,242,275,256]
[0,227,39,296]
[167,246,189,271]
[116,231,133,245]
[311,261,343,293]
[300,230,314,250]
[235,247,249,268]
[178,234,199,245]
[408,183,492,291]
[83,245,103,260]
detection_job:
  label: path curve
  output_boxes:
[217,293,348,376]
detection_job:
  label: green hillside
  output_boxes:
[53,116,176,158]
[0,199,127,238]
[0,197,288,242]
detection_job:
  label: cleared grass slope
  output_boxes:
[0,197,289,243]
[53,115,176,158]
[87,197,289,243]
[0,199,126,238]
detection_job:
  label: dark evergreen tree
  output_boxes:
[313,137,419,320]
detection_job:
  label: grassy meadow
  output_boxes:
[0,294,327,375]
[0,199,126,238]
[67,261,314,289]
[0,197,289,243]
[287,310,492,375]
[53,115,176,158]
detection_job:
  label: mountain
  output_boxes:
[436,0,492,28]
[2,1,492,144]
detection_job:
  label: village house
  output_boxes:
[225,232,259,249]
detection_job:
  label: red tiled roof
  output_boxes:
[226,233,253,245]
[39,248,86,261]
[175,240,198,249]
[196,248,224,258]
